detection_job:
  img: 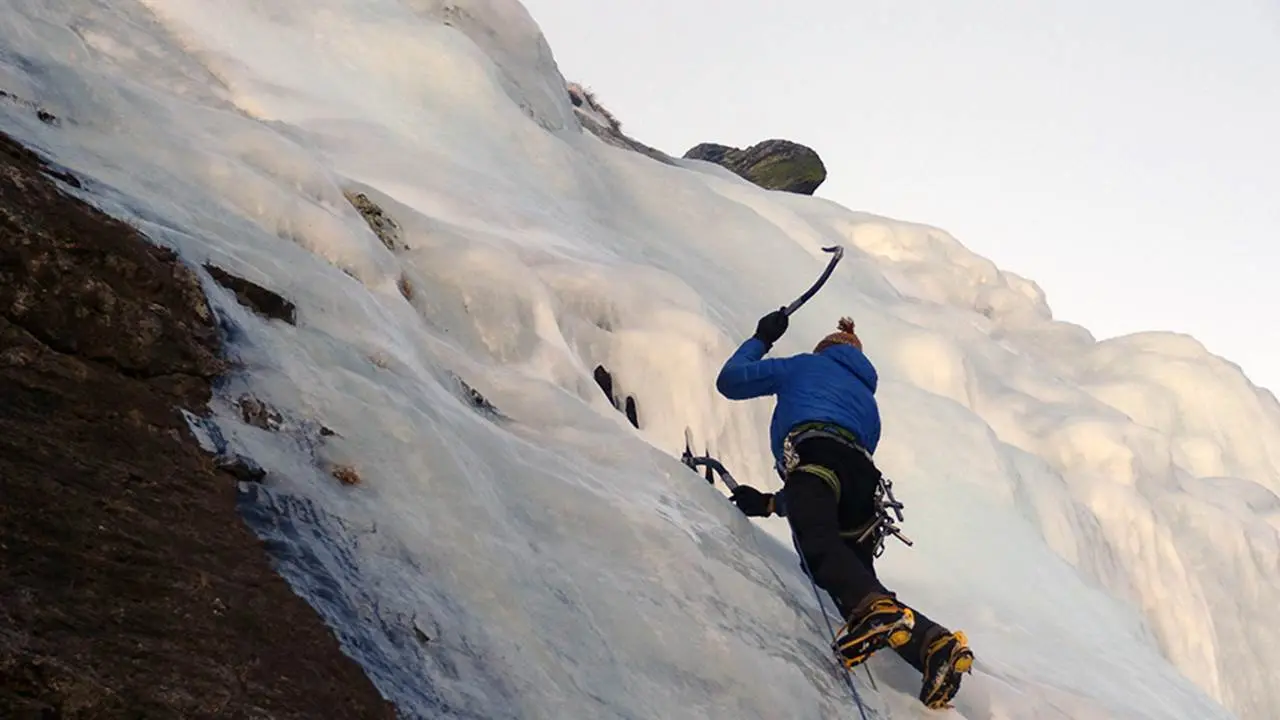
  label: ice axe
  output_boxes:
[783,245,844,317]
[680,427,739,491]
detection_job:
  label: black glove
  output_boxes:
[753,307,789,348]
[730,485,775,517]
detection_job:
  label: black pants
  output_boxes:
[783,436,945,673]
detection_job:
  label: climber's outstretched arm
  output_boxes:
[716,337,799,400]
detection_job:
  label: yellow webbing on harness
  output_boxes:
[790,463,841,502]
[788,462,878,541]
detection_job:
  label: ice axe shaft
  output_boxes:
[784,245,844,316]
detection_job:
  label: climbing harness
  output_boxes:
[779,423,913,559]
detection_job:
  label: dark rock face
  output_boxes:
[0,131,396,720]
[683,139,827,195]
[205,263,298,325]
[593,364,639,429]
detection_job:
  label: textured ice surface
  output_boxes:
[3,1,1275,717]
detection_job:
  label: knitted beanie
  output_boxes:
[813,317,862,353]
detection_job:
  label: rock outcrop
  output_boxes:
[344,190,405,252]
[566,83,677,166]
[0,130,395,719]
[563,84,826,194]
[683,139,827,194]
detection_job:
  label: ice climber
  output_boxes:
[715,309,975,709]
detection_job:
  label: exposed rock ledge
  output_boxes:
[567,82,677,166]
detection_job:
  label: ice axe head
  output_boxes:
[784,245,845,316]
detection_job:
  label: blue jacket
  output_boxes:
[715,337,881,467]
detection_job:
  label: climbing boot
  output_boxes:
[919,629,974,709]
[831,594,915,668]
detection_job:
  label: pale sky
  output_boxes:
[521,0,1280,394]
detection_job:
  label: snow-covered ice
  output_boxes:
[2,1,1277,718]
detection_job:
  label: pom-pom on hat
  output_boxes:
[814,317,862,353]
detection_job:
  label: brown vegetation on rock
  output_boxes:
[331,465,363,486]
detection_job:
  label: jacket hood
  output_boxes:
[819,344,878,393]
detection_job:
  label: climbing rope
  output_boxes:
[681,445,873,718]
[791,530,874,720]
